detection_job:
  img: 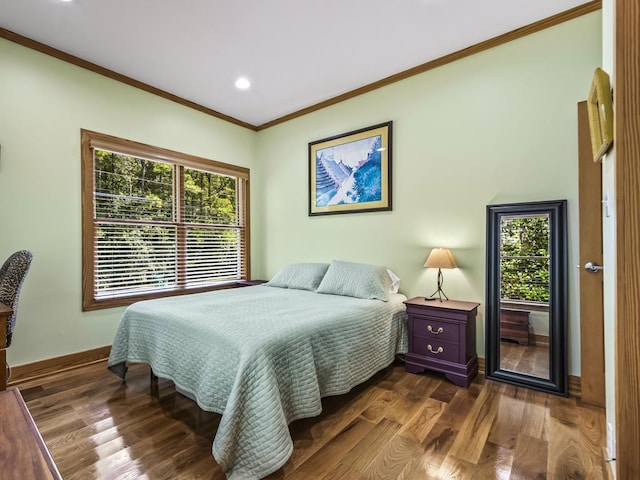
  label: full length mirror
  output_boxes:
[485,200,568,396]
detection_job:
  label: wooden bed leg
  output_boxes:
[150,368,159,398]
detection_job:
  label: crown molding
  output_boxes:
[1,1,601,132]
[256,0,602,130]
[0,27,257,131]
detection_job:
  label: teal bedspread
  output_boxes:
[108,285,408,479]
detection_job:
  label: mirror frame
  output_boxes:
[485,200,568,396]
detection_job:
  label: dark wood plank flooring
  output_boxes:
[14,360,607,479]
[500,341,550,378]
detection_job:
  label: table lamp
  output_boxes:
[424,247,457,301]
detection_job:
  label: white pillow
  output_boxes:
[387,269,400,294]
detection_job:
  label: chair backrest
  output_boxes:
[0,250,33,347]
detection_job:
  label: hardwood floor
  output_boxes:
[500,341,550,378]
[15,360,607,479]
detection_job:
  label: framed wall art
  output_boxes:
[308,121,392,216]
[586,67,613,162]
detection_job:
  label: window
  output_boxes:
[81,130,250,310]
[499,214,550,307]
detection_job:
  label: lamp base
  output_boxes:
[427,268,449,302]
[427,288,449,302]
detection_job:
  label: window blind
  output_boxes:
[81,129,249,310]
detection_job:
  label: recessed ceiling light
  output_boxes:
[235,77,251,90]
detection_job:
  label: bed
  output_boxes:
[107,261,408,480]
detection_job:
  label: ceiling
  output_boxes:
[0,0,592,129]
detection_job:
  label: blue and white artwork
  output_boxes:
[315,135,383,207]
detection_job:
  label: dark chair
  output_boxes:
[0,250,33,348]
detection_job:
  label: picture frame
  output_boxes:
[586,67,613,162]
[308,121,392,216]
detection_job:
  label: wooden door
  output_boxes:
[577,101,605,407]
[615,0,640,475]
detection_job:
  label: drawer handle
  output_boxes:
[427,325,444,335]
[427,344,444,354]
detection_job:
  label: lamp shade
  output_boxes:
[424,248,457,269]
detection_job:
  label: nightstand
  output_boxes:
[500,308,530,345]
[403,297,480,387]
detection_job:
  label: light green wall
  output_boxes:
[0,38,256,366]
[254,12,602,374]
[1,13,602,374]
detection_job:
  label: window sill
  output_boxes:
[500,300,549,313]
[83,281,240,311]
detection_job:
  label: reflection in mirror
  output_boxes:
[499,214,550,380]
[485,200,568,396]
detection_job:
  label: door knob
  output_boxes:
[584,261,604,273]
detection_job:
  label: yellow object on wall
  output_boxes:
[587,67,614,162]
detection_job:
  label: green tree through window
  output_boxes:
[500,215,550,303]
[82,130,249,310]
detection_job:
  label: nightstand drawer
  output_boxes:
[412,317,459,343]
[411,337,460,363]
